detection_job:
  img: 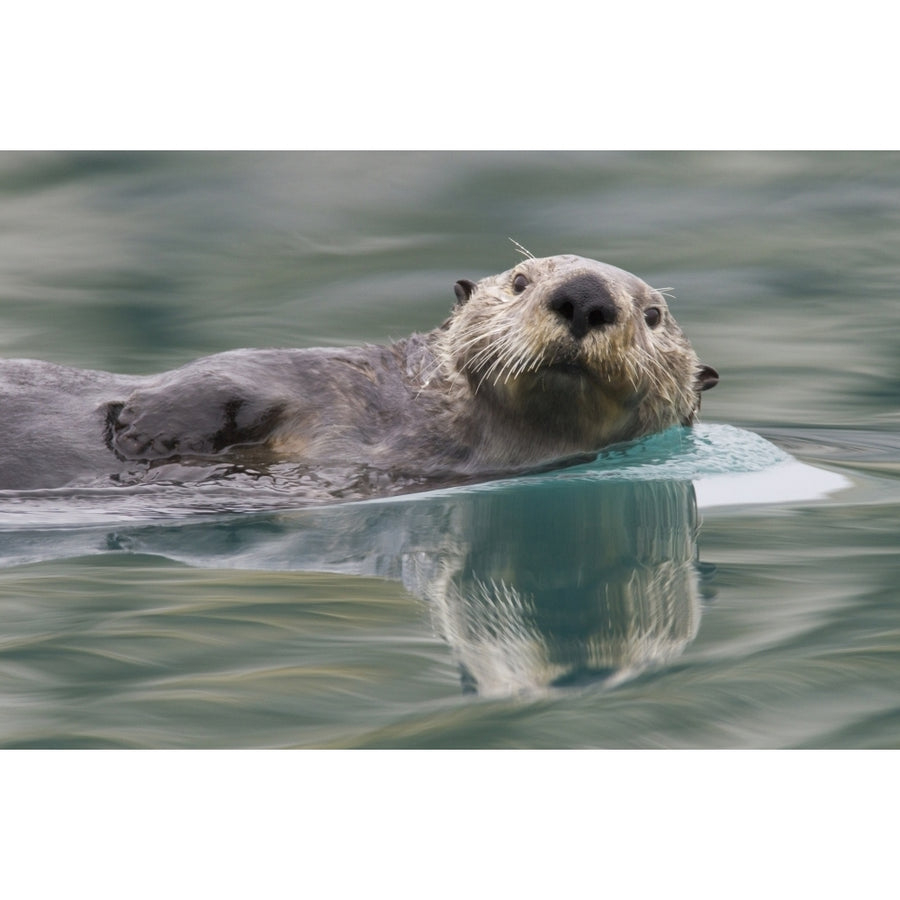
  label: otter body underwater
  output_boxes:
[0,254,718,493]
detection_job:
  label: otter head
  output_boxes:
[441,254,718,453]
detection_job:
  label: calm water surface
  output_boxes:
[0,151,898,748]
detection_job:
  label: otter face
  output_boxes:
[443,255,717,449]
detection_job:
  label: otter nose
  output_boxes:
[547,274,619,339]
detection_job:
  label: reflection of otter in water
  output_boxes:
[1,475,708,697]
[0,254,717,493]
[401,479,703,696]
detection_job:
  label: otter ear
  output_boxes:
[696,364,719,392]
[454,279,477,306]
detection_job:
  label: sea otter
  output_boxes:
[0,254,718,492]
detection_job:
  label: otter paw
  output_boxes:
[108,396,202,460]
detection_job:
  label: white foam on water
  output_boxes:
[695,458,851,509]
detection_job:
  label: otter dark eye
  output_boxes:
[644,307,662,329]
[512,273,529,294]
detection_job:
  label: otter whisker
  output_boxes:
[492,337,527,385]
[503,347,541,385]
[508,237,536,260]
[487,343,518,387]
[467,342,505,375]
[469,335,516,392]
[494,335,536,385]
[630,348,666,396]
[475,360,503,394]
[511,345,543,381]
[495,352,523,386]
[452,320,511,357]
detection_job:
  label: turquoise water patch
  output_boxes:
[550,424,791,481]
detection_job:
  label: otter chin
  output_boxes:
[0,253,718,492]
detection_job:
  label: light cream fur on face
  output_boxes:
[437,254,711,452]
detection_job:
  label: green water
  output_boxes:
[1,151,899,748]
